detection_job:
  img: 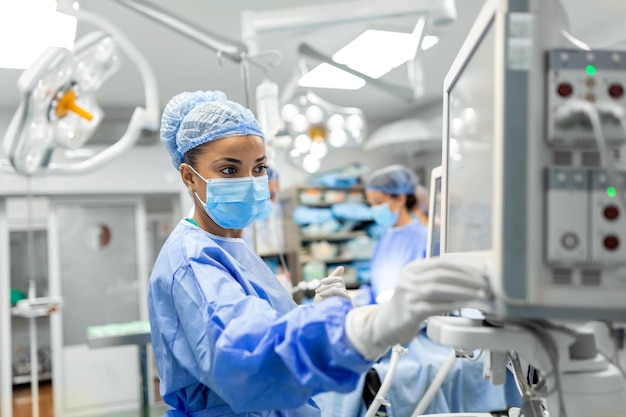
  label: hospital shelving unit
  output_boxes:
[253,207,303,290]
[299,230,369,264]
[292,185,375,290]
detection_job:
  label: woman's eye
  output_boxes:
[254,165,268,174]
[220,167,237,175]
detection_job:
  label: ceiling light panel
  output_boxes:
[332,29,419,79]
[298,63,366,90]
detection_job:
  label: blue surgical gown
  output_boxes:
[314,329,517,417]
[148,220,373,417]
[369,220,428,300]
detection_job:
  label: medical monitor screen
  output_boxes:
[446,21,495,253]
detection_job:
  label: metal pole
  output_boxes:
[110,0,246,63]
[29,311,39,417]
[0,198,12,417]
[140,345,149,417]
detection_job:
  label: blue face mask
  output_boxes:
[371,202,399,229]
[256,200,275,221]
[190,167,270,229]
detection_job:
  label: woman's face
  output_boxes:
[180,135,267,235]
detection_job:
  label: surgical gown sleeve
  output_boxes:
[150,248,372,413]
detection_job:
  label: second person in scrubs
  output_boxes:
[365,164,429,303]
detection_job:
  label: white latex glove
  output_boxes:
[345,258,491,360]
[313,266,351,305]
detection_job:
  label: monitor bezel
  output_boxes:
[439,0,520,317]
[426,165,442,259]
[440,0,501,262]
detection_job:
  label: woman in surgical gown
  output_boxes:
[148,90,492,417]
[365,164,429,303]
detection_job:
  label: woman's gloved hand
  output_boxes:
[313,266,351,305]
[345,258,491,360]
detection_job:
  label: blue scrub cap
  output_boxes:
[366,164,419,195]
[160,90,265,168]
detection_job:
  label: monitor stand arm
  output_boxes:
[426,316,626,417]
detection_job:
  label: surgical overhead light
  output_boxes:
[1,9,159,176]
[283,91,366,173]
[2,33,115,175]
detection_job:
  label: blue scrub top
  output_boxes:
[369,220,428,301]
[148,220,372,417]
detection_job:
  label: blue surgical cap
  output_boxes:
[160,90,265,168]
[366,164,419,195]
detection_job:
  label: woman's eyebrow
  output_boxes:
[213,157,242,164]
[212,156,267,164]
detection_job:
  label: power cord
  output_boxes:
[364,345,407,417]
[409,348,457,417]
[485,318,567,417]
[555,99,626,214]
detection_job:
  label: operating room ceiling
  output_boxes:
[0,0,625,131]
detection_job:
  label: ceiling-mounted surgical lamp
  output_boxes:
[283,91,366,173]
[1,5,159,176]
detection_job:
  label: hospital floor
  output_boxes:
[13,382,169,417]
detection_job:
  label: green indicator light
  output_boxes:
[607,187,616,197]
[586,64,596,76]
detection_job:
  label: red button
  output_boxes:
[604,235,620,250]
[604,205,620,220]
[609,84,624,98]
[557,83,573,97]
